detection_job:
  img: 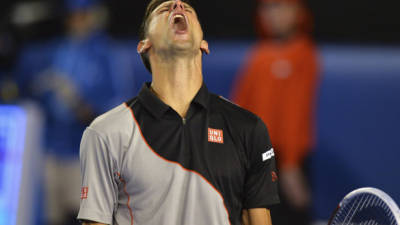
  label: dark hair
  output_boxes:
[139,0,194,73]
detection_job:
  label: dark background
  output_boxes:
[102,0,400,43]
[1,0,400,43]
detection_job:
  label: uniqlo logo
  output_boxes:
[81,187,88,199]
[208,128,224,144]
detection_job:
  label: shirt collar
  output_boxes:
[192,82,210,109]
[138,82,210,119]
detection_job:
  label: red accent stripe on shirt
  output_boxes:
[116,172,134,225]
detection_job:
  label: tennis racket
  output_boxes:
[328,187,400,225]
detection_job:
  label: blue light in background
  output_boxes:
[0,105,26,225]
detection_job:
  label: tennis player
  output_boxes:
[77,0,279,224]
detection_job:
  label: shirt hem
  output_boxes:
[243,197,281,209]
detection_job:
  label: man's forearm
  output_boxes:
[245,208,273,225]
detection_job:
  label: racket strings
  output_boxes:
[331,193,398,225]
[340,194,367,224]
[345,194,371,224]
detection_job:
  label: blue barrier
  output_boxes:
[311,45,400,220]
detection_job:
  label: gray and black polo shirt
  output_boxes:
[77,82,279,225]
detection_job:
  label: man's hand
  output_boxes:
[242,208,273,225]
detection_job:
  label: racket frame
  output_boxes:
[328,187,400,225]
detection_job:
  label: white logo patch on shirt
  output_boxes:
[262,148,275,161]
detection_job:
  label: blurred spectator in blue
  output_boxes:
[231,0,319,224]
[14,0,135,224]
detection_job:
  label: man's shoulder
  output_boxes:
[88,99,137,136]
[209,94,261,127]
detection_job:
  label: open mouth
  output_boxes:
[170,13,188,33]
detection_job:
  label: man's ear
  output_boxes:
[137,39,152,54]
[200,40,210,55]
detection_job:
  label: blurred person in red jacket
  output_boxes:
[231,0,319,224]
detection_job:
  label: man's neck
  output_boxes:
[149,52,203,118]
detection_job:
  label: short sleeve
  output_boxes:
[77,127,117,224]
[243,119,280,209]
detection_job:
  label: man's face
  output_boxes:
[145,0,204,54]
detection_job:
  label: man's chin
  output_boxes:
[164,32,200,53]
[172,32,190,42]
[170,34,193,47]
[169,42,200,55]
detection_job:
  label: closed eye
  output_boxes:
[158,6,170,14]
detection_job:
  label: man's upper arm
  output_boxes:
[77,127,117,224]
[242,119,280,209]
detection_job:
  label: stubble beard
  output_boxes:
[158,33,200,59]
